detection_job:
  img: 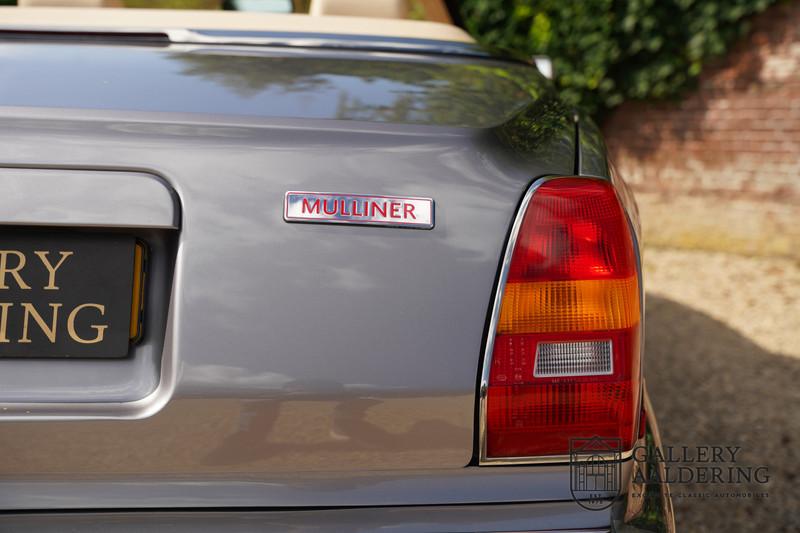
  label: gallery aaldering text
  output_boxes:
[632,445,770,484]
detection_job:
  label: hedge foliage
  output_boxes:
[459,0,777,118]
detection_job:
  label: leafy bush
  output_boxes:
[459,0,776,118]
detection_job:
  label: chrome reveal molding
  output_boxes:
[478,175,640,465]
[0,25,489,57]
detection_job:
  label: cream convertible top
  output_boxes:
[0,7,474,43]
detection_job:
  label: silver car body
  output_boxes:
[0,11,673,531]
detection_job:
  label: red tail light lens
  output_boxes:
[482,177,641,460]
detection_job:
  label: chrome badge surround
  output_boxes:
[284,191,434,230]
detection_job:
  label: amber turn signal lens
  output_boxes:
[497,277,640,334]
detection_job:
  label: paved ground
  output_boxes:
[643,248,799,532]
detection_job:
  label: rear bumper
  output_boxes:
[0,503,609,533]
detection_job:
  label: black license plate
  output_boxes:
[0,231,142,359]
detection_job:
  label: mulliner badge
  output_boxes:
[284,192,434,229]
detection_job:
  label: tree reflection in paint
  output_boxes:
[171,51,575,160]
[172,53,554,125]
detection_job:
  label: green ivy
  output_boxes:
[459,0,776,119]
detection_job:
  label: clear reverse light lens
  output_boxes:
[534,340,613,377]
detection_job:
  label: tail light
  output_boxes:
[480,177,642,462]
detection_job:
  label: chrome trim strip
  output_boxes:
[480,449,634,466]
[171,29,487,56]
[479,175,630,465]
[0,25,489,56]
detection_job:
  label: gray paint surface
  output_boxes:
[0,41,584,509]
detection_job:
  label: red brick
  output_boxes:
[603,2,800,207]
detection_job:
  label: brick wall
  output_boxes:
[603,1,800,258]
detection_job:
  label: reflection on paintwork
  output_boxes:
[173,52,537,127]
[182,364,294,394]
[0,396,472,473]
[578,114,611,178]
[496,93,574,167]
[0,44,551,128]
[170,51,579,156]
